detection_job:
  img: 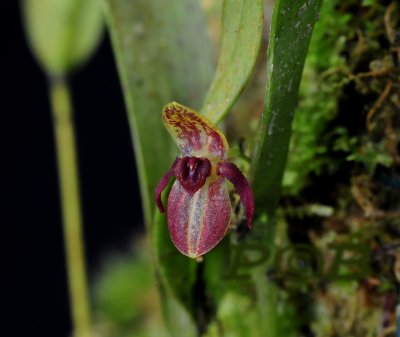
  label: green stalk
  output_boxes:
[250,0,323,241]
[246,2,323,335]
[50,77,91,337]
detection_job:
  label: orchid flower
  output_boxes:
[155,102,254,258]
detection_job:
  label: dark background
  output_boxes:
[3,2,143,336]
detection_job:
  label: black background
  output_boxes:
[3,2,143,336]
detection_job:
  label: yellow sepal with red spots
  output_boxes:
[162,102,229,160]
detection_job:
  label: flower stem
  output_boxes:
[50,77,91,337]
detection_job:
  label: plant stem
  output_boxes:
[50,77,91,337]
[249,0,322,241]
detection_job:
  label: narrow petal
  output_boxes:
[155,159,178,212]
[162,102,229,160]
[217,162,254,228]
[167,178,231,258]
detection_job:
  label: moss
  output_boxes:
[279,1,400,335]
[283,0,351,195]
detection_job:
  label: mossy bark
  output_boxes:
[278,1,400,336]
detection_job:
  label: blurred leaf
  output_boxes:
[103,0,214,226]
[203,281,298,337]
[202,237,231,306]
[94,252,154,327]
[203,292,261,337]
[22,0,104,75]
[200,0,264,124]
[103,1,214,334]
[159,286,197,337]
[93,245,170,337]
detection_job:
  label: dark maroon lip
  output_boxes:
[173,157,211,195]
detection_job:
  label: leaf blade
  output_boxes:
[103,1,214,333]
[200,0,264,124]
[250,0,323,233]
[246,1,322,336]
[103,0,214,226]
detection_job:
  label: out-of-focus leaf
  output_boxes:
[159,285,197,337]
[22,0,103,75]
[203,284,297,337]
[103,0,213,334]
[103,0,214,227]
[202,237,231,305]
[200,0,264,124]
[203,292,261,337]
[93,246,170,337]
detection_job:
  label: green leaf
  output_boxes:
[103,0,214,227]
[246,1,322,336]
[203,2,322,334]
[200,0,264,124]
[250,0,323,236]
[283,0,350,196]
[22,0,104,76]
[103,1,214,334]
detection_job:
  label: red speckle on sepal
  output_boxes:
[162,102,229,160]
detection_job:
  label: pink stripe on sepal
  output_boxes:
[217,162,254,228]
[167,178,231,258]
